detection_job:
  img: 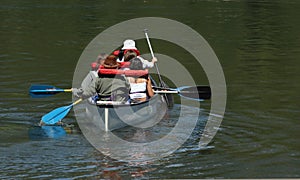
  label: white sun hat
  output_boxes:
[121,39,137,50]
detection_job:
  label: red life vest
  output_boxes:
[98,66,148,78]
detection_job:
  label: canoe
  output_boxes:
[85,94,168,131]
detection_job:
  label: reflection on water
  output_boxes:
[0,104,209,179]
[28,125,82,140]
[29,125,66,140]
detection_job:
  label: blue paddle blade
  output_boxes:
[29,85,65,98]
[41,105,72,125]
[30,84,55,91]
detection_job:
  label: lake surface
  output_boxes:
[1,0,299,179]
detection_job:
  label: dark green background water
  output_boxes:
[1,0,299,178]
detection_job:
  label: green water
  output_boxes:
[1,0,299,178]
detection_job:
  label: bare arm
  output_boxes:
[146,77,154,97]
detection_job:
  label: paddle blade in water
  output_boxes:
[179,86,211,100]
[153,85,211,100]
[41,105,72,125]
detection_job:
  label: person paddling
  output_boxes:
[73,55,130,103]
[72,53,108,98]
[113,39,158,69]
[127,57,154,103]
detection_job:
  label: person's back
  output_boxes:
[127,57,154,103]
[96,74,129,102]
[76,55,129,103]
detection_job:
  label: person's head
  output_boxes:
[122,39,137,50]
[96,53,108,65]
[103,55,119,69]
[130,57,143,70]
[123,50,137,62]
[91,53,108,70]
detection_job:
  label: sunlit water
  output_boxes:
[0,104,210,179]
[1,0,300,179]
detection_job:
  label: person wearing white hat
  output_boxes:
[114,39,158,68]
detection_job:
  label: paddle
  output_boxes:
[30,84,72,98]
[144,29,173,105]
[41,98,82,125]
[144,29,164,85]
[153,85,211,101]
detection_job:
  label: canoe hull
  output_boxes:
[86,94,167,131]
